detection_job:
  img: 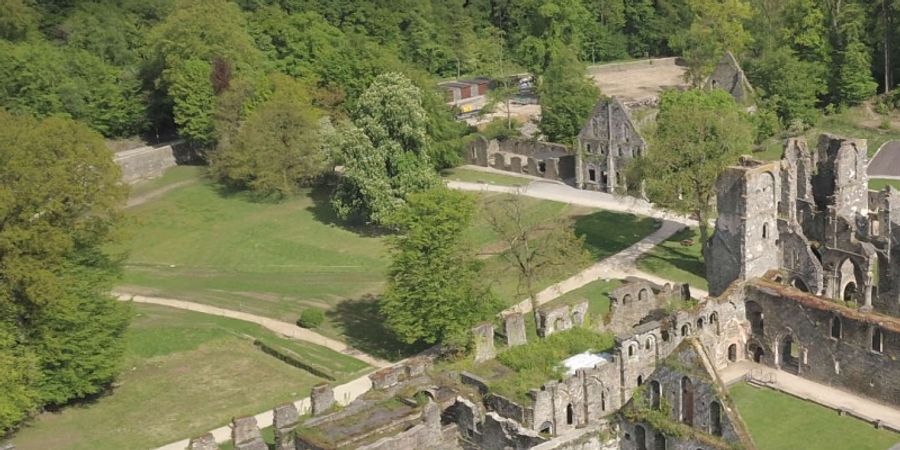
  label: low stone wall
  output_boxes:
[467,136,575,182]
[114,140,196,183]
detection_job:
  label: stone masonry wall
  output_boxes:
[114,140,195,183]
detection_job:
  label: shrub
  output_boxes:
[297,309,325,328]
[479,117,522,141]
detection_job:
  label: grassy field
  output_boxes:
[538,278,622,320]
[756,106,900,161]
[731,383,900,450]
[636,227,708,291]
[11,304,368,450]
[127,165,206,198]
[870,178,900,191]
[441,167,531,186]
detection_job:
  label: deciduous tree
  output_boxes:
[538,45,600,144]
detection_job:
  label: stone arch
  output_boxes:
[635,424,647,450]
[746,300,764,334]
[538,421,553,435]
[710,312,720,334]
[680,376,694,425]
[681,323,691,337]
[710,401,723,436]
[760,171,777,208]
[696,317,705,330]
[645,335,656,351]
[639,288,650,301]
[566,403,574,425]
[554,317,565,332]
[623,294,633,304]
[650,380,661,410]
[629,343,637,357]
[791,277,810,293]
[831,316,842,339]
[748,340,765,363]
[728,343,738,362]
[837,258,862,303]
[763,222,769,239]
[654,433,666,450]
[779,332,800,373]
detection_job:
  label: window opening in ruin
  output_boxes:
[623,294,633,304]
[539,421,553,435]
[762,223,768,239]
[654,433,666,450]
[661,330,670,342]
[639,289,649,301]
[645,338,652,350]
[872,328,884,353]
[566,403,574,425]
[843,282,857,302]
[831,317,842,339]
[554,317,565,331]
[601,171,609,186]
[635,425,647,450]
[710,312,720,334]
[680,376,694,425]
[650,381,661,410]
[780,335,799,372]
[628,344,636,357]
[601,391,606,411]
[710,401,723,436]
[728,344,737,362]
[681,324,690,337]
[791,278,810,293]
[750,343,764,363]
[588,169,596,182]
[746,301,764,334]
[586,143,592,153]
[538,161,546,173]
[697,317,704,329]
[637,375,643,386]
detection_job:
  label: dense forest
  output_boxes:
[1,0,899,436]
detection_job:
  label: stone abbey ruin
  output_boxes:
[191,132,898,450]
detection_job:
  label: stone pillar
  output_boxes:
[188,434,217,450]
[273,403,300,450]
[311,383,335,416]
[472,323,495,362]
[510,156,523,173]
[504,313,527,347]
[526,158,539,175]
[546,158,560,180]
[231,416,267,450]
[492,153,506,170]
[476,145,489,166]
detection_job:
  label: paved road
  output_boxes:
[868,140,900,179]
[721,361,900,432]
[114,292,391,369]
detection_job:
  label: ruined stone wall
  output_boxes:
[466,136,576,181]
[355,402,459,450]
[744,282,900,406]
[530,424,618,450]
[114,140,195,183]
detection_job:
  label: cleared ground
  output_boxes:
[587,58,689,104]
[11,303,367,450]
[636,227,708,291]
[117,167,658,360]
[731,383,900,450]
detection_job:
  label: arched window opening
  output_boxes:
[872,328,884,353]
[639,289,649,301]
[629,345,636,357]
[637,375,643,386]
[697,317,704,329]
[710,401,723,436]
[554,317,565,331]
[831,317,842,339]
[746,301,764,334]
[710,312,720,334]
[843,282,857,302]
[645,338,653,350]
[650,381,661,410]
[780,335,799,372]
[566,403,574,425]
[749,343,764,363]
[681,324,690,337]
[661,330,670,342]
[728,344,737,362]
[654,433,666,450]
[635,425,647,450]
[601,391,607,411]
[623,294,633,304]
[539,421,553,435]
[762,223,769,239]
[680,376,694,425]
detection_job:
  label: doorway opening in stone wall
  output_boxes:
[780,335,800,373]
[727,344,737,362]
[748,342,764,363]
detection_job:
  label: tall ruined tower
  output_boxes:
[705,158,781,296]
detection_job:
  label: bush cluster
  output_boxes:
[297,309,325,329]
[497,327,613,373]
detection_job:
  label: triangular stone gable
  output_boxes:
[705,51,754,104]
[577,96,643,147]
[619,338,756,450]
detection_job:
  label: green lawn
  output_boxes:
[870,178,900,191]
[539,278,622,320]
[731,383,900,450]
[11,304,367,450]
[636,227,708,291]
[128,165,206,198]
[441,167,531,186]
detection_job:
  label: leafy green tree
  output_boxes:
[671,0,754,84]
[58,2,144,66]
[0,0,38,41]
[484,193,589,329]
[331,73,439,224]
[0,41,145,137]
[538,45,600,144]
[168,59,216,145]
[642,89,752,246]
[381,187,498,346]
[0,110,130,431]
[745,47,826,127]
[828,0,878,105]
[211,75,326,199]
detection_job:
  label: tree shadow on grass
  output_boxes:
[326,295,425,362]
[305,184,393,238]
[573,210,658,259]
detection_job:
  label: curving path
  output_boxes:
[113,292,391,369]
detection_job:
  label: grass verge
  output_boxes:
[442,167,532,186]
[636,227,707,291]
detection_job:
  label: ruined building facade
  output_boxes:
[575,97,646,192]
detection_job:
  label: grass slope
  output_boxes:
[870,178,900,191]
[441,167,531,186]
[731,383,900,450]
[637,227,708,291]
[11,304,367,450]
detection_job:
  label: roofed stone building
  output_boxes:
[575,97,646,192]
